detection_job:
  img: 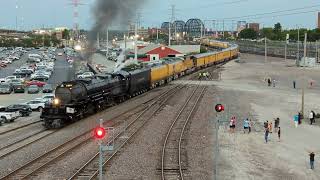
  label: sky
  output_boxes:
[0,0,319,31]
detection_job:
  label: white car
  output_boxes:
[2,59,12,64]
[77,72,94,79]
[26,100,45,111]
[57,52,63,56]
[31,72,50,79]
[42,94,55,103]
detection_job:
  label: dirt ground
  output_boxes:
[101,53,320,180]
[209,54,320,180]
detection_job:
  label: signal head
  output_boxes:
[94,126,106,140]
[215,104,224,112]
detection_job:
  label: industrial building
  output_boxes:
[246,23,260,32]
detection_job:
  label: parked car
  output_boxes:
[77,72,94,79]
[0,62,7,67]
[0,107,20,123]
[42,94,55,103]
[42,84,53,93]
[26,100,45,111]
[27,85,40,94]
[6,104,32,117]
[31,75,49,81]
[13,84,25,93]
[0,83,12,94]
[26,80,46,87]
[57,52,63,56]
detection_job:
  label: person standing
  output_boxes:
[229,116,236,133]
[268,122,273,140]
[265,128,269,143]
[277,127,281,142]
[298,112,302,125]
[312,110,316,124]
[293,80,296,89]
[248,119,253,133]
[309,111,314,125]
[309,152,315,170]
[274,118,280,132]
[243,118,249,134]
[272,79,276,87]
[267,78,271,87]
[294,114,299,128]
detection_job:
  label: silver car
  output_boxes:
[27,85,40,94]
[0,84,12,94]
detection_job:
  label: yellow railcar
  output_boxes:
[183,57,195,70]
[173,61,186,75]
[150,65,168,86]
[208,54,217,64]
[216,51,224,62]
[223,50,231,60]
[196,57,205,67]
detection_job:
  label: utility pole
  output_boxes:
[301,33,307,118]
[157,27,159,41]
[15,0,18,31]
[265,37,267,63]
[223,20,225,39]
[96,32,100,49]
[316,40,319,63]
[134,18,138,61]
[297,26,300,62]
[169,5,175,46]
[106,28,109,55]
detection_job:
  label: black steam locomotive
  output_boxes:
[41,68,150,128]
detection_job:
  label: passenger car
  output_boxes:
[26,80,46,87]
[6,104,32,116]
[42,84,53,93]
[0,83,12,94]
[0,106,20,123]
[13,84,25,93]
[26,100,45,111]
[77,72,94,79]
[27,85,40,94]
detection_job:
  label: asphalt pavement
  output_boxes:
[47,51,74,86]
[0,53,29,78]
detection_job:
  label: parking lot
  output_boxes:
[0,48,74,106]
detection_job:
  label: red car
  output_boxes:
[26,80,47,87]
[0,62,7,67]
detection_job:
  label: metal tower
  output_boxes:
[68,0,84,41]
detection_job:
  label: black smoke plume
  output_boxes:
[89,0,145,49]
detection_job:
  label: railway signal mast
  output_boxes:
[94,119,114,180]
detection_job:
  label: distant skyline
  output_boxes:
[0,0,319,31]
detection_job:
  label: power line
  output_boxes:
[219,4,320,20]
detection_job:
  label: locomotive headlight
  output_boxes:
[53,98,60,105]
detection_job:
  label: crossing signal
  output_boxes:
[94,126,106,140]
[215,104,224,112]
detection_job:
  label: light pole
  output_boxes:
[265,37,267,63]
[301,33,307,118]
[297,26,300,62]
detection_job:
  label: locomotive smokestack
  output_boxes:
[88,0,145,52]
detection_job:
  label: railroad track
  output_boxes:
[161,85,206,180]
[0,85,183,180]
[67,85,185,180]
[0,120,42,136]
[0,129,54,159]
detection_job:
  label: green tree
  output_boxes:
[62,29,70,40]
[239,28,258,39]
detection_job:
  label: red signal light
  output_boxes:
[215,104,224,112]
[94,126,106,140]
